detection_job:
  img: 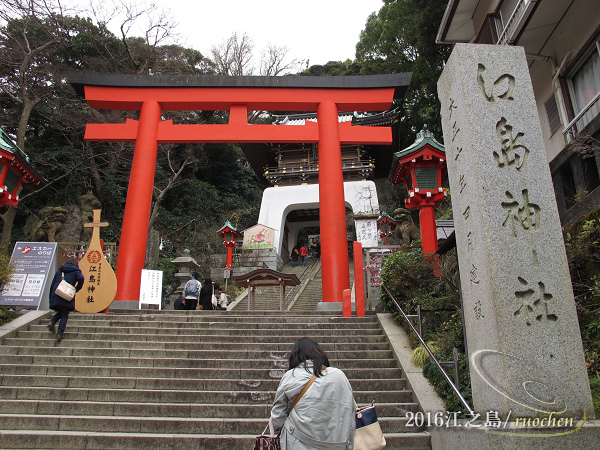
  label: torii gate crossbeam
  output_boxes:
[69,71,412,308]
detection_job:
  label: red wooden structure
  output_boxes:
[70,72,411,308]
[377,212,396,246]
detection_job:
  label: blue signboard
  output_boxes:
[0,242,57,309]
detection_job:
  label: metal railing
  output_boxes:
[563,91,600,143]
[381,283,475,417]
[496,0,535,45]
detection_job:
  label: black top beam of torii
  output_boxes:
[68,70,413,101]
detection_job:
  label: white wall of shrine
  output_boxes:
[257,180,380,258]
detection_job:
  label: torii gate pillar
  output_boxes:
[115,101,161,302]
[318,101,350,301]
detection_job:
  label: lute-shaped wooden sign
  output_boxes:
[76,209,117,313]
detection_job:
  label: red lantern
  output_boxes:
[217,221,241,269]
[391,126,447,256]
[0,129,43,206]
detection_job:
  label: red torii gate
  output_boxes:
[69,71,411,308]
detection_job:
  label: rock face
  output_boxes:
[24,191,103,243]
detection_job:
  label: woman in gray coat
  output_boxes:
[271,337,355,449]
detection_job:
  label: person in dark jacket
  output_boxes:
[173,292,186,310]
[291,245,300,267]
[199,278,219,311]
[48,257,84,341]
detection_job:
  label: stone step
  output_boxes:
[59,316,381,326]
[0,430,432,450]
[13,331,388,344]
[66,311,377,320]
[0,364,404,380]
[0,353,398,368]
[0,399,419,418]
[1,338,391,352]
[0,386,414,404]
[0,346,394,360]
[0,375,407,392]
[0,414,420,434]
[28,322,383,332]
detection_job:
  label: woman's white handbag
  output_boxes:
[55,272,76,301]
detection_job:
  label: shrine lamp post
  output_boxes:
[217,220,241,269]
[0,129,43,206]
[377,212,396,246]
[391,126,447,256]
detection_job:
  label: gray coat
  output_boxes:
[271,361,355,449]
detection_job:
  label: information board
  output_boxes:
[0,242,57,309]
[355,218,378,248]
[139,269,163,309]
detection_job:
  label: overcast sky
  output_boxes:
[95,0,385,70]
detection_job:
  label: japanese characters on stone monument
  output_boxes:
[438,44,593,420]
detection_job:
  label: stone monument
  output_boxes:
[438,43,593,420]
[171,249,199,294]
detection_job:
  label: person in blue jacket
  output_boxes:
[47,257,84,341]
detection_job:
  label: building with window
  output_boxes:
[437,0,600,225]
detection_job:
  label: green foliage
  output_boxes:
[411,346,429,368]
[423,350,473,416]
[0,306,20,326]
[563,209,600,389]
[354,0,452,146]
[380,243,468,411]
[590,376,600,418]
[0,246,15,291]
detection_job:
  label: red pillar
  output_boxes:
[353,241,365,317]
[342,289,352,318]
[318,101,350,302]
[419,205,439,255]
[226,247,233,269]
[115,101,162,304]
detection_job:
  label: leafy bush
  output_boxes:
[411,346,430,368]
[0,306,20,326]
[379,242,469,411]
[0,246,14,291]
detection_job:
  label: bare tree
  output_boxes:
[259,43,300,76]
[114,0,178,74]
[147,147,198,234]
[210,32,254,76]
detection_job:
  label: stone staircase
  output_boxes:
[233,258,358,311]
[0,310,431,449]
[233,258,320,310]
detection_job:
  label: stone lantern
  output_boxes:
[170,249,200,293]
[0,128,43,206]
[391,125,447,255]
